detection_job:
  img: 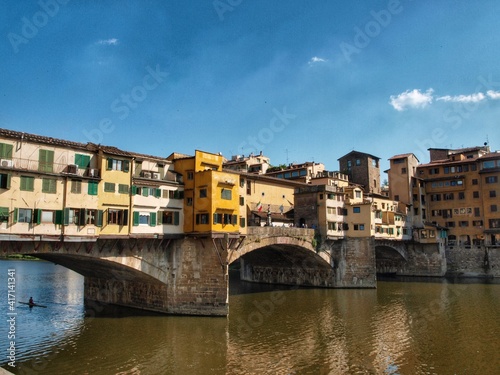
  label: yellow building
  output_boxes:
[95,145,133,237]
[170,150,239,235]
[235,172,299,232]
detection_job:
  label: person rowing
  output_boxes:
[29,297,34,306]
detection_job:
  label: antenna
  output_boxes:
[285,148,289,164]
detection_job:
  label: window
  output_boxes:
[64,208,85,225]
[38,149,54,172]
[40,210,55,224]
[161,210,180,225]
[459,221,469,227]
[187,171,194,180]
[239,196,244,206]
[75,154,90,169]
[355,190,361,198]
[240,217,246,227]
[444,167,449,174]
[472,179,478,185]
[446,221,455,227]
[0,207,9,222]
[474,207,480,217]
[458,192,465,200]
[221,189,232,200]
[490,190,497,198]
[473,191,479,198]
[353,224,365,230]
[107,209,128,225]
[196,213,209,225]
[347,160,352,169]
[328,222,336,230]
[88,181,98,195]
[394,195,399,201]
[0,143,13,159]
[168,190,184,199]
[20,176,34,191]
[104,182,115,192]
[84,209,98,225]
[246,180,251,195]
[485,176,498,184]
[473,220,483,227]
[71,180,82,194]
[106,158,130,172]
[353,207,361,213]
[118,184,129,194]
[186,197,193,206]
[483,160,496,169]
[132,212,156,226]
[0,173,11,189]
[443,193,454,201]
[42,178,57,194]
[431,194,441,201]
[491,205,498,213]
[442,209,452,218]
[401,167,407,174]
[489,219,500,229]
[15,208,32,223]
[199,188,207,198]
[240,178,245,187]
[355,159,361,166]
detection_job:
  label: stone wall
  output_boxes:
[445,244,500,277]
[326,237,377,288]
[399,242,447,277]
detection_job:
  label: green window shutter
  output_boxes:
[213,213,218,224]
[107,158,113,170]
[133,211,139,226]
[123,160,130,172]
[0,143,13,159]
[34,209,41,224]
[6,174,11,189]
[75,154,90,169]
[240,218,246,228]
[13,208,18,223]
[96,210,103,227]
[39,149,54,172]
[150,212,157,226]
[155,188,161,198]
[88,181,98,195]
[78,209,86,225]
[232,215,237,225]
[174,211,179,225]
[142,188,148,197]
[131,185,137,195]
[122,210,128,225]
[157,211,162,225]
[55,210,64,225]
[63,208,70,225]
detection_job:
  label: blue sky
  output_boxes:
[1,0,499,174]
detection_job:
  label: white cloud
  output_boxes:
[389,89,434,111]
[308,56,327,65]
[97,38,119,46]
[487,90,500,99]
[436,93,485,103]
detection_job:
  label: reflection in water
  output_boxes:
[1,261,499,374]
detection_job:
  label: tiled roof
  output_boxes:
[338,150,380,161]
[0,128,89,150]
[388,153,418,161]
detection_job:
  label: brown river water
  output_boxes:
[1,260,499,374]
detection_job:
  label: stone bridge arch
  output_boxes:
[229,227,335,287]
[374,239,408,275]
[2,237,228,316]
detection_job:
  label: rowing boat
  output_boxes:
[19,301,47,308]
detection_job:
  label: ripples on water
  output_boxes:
[1,261,499,375]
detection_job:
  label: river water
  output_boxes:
[0,259,499,375]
